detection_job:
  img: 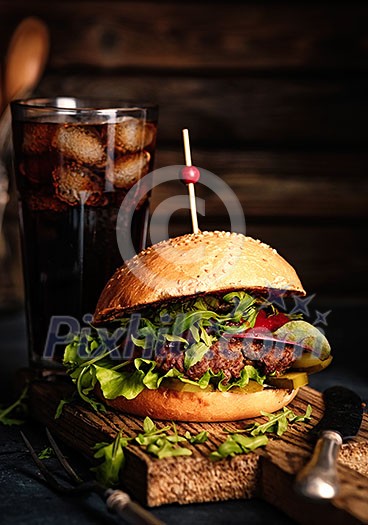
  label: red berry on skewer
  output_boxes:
[180,165,200,185]
[181,128,200,234]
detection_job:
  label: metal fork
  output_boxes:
[20,429,164,525]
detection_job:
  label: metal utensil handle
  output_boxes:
[294,429,343,500]
[105,489,165,525]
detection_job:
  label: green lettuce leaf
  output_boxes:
[62,291,326,411]
[94,365,146,400]
[65,343,266,407]
[94,359,265,400]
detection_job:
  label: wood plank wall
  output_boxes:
[1,1,367,300]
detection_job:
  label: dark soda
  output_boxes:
[12,113,157,366]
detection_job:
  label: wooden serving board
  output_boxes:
[28,380,368,525]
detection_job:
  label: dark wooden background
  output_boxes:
[1,1,367,302]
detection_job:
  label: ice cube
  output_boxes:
[106,151,150,190]
[22,122,55,154]
[114,118,156,154]
[51,125,106,168]
[52,162,107,206]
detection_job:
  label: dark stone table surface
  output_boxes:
[0,300,367,525]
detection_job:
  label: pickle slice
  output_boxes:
[291,354,333,374]
[230,381,264,394]
[162,379,264,394]
[163,379,214,393]
[265,371,308,390]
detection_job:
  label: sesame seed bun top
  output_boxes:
[93,231,305,324]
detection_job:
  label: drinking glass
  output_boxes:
[11,97,158,368]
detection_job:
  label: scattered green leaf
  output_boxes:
[147,438,192,459]
[143,416,157,434]
[135,417,191,458]
[54,395,76,419]
[38,447,55,460]
[184,430,209,444]
[247,404,313,437]
[212,405,312,461]
[0,385,28,426]
[91,431,131,487]
[210,434,268,461]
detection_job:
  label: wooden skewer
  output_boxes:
[187,183,198,234]
[182,129,199,234]
[182,129,192,166]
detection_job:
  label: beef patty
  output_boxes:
[155,336,297,383]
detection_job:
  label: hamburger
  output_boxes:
[63,231,332,421]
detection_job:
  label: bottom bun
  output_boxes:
[99,385,299,422]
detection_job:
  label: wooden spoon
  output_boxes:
[2,16,49,108]
[0,17,49,152]
[0,69,3,117]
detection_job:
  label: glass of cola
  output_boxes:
[11,97,158,369]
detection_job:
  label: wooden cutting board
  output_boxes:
[28,380,368,525]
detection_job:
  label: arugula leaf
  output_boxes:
[289,403,312,423]
[200,327,216,347]
[189,324,200,343]
[0,385,28,426]
[134,418,206,458]
[54,395,76,419]
[184,342,210,369]
[213,405,312,460]
[136,417,173,446]
[54,399,68,420]
[74,366,106,413]
[91,432,131,487]
[63,338,81,367]
[218,366,265,392]
[209,439,242,461]
[90,418,207,487]
[143,416,157,434]
[172,311,214,335]
[223,291,257,321]
[147,439,192,459]
[210,434,268,461]
[164,334,188,344]
[247,405,313,437]
[38,447,55,459]
[184,430,209,444]
[130,335,147,349]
